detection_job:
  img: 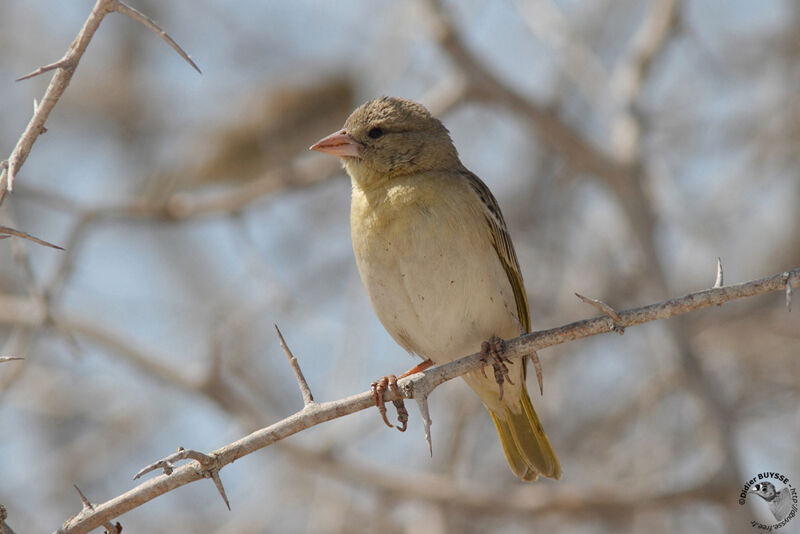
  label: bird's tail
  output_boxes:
[488,381,561,481]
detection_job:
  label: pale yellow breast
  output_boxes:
[350,172,522,366]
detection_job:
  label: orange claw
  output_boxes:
[371,377,394,428]
[387,375,408,432]
[371,373,413,431]
[481,336,514,401]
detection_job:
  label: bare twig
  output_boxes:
[575,292,625,334]
[0,0,199,203]
[0,225,63,250]
[1,0,114,199]
[133,447,230,510]
[50,266,800,533]
[0,357,24,363]
[275,324,315,406]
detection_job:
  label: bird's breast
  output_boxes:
[350,177,521,364]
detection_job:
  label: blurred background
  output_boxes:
[1,0,799,532]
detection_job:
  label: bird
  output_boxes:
[749,481,793,522]
[310,96,561,481]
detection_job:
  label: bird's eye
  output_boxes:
[368,127,384,139]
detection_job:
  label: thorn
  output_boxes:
[73,485,93,511]
[402,377,433,456]
[275,324,314,406]
[417,395,433,457]
[575,292,625,334]
[73,486,120,532]
[529,352,544,395]
[7,162,15,192]
[111,1,202,74]
[713,257,724,289]
[210,470,231,511]
[15,58,73,82]
[786,272,793,313]
[0,225,64,250]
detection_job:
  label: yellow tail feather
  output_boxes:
[489,382,561,481]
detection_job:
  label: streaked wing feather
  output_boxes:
[463,171,531,334]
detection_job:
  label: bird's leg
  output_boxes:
[398,358,433,378]
[480,336,514,401]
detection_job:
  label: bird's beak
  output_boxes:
[309,129,363,158]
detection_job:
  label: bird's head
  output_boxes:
[749,482,777,501]
[310,97,460,189]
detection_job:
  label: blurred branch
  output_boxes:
[163,157,341,218]
[18,155,341,223]
[512,0,611,114]
[422,0,631,188]
[609,0,680,161]
[51,266,799,533]
[310,454,729,520]
[0,0,199,204]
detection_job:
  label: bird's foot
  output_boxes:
[480,335,514,401]
[398,358,433,378]
[371,374,408,432]
[370,360,432,432]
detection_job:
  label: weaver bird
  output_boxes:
[311,97,561,481]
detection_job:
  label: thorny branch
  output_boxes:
[0,0,199,205]
[51,266,799,534]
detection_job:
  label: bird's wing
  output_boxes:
[463,171,531,334]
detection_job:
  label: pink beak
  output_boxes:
[309,129,363,158]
